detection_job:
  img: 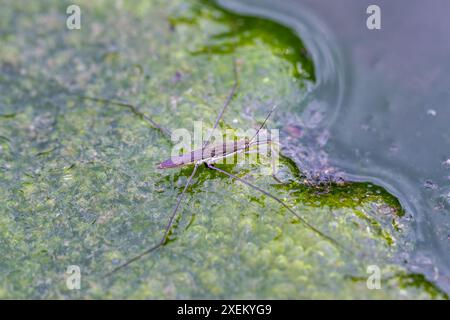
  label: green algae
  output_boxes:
[169,0,315,81]
[0,0,446,299]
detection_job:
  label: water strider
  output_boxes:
[82,59,344,276]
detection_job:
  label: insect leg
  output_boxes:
[80,95,172,139]
[104,162,200,276]
[205,163,345,251]
[202,58,238,149]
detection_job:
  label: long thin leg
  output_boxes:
[105,162,200,276]
[206,164,345,251]
[80,95,172,139]
[202,58,238,149]
[23,71,172,138]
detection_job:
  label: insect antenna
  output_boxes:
[249,104,278,144]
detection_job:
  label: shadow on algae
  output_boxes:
[0,0,447,298]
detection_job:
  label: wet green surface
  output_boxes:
[0,0,446,298]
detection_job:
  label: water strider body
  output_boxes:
[157,139,255,169]
[157,124,279,170]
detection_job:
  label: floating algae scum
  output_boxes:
[81,60,344,276]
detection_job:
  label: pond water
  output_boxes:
[220,0,450,293]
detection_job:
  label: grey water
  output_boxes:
[219,0,450,293]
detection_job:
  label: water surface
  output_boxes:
[220,0,450,293]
